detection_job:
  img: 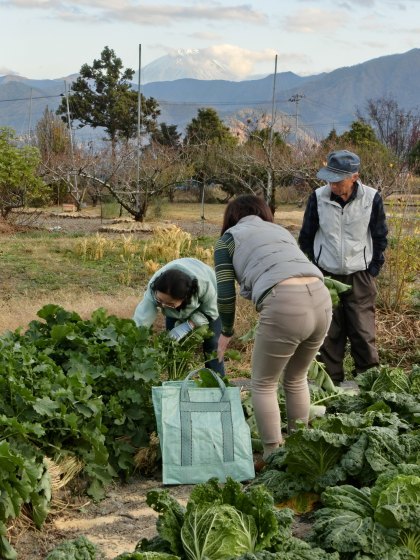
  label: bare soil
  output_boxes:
[9,210,223,237]
[8,205,303,237]
[11,476,194,559]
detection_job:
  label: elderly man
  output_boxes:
[298,150,388,384]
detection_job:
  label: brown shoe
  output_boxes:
[254,458,267,473]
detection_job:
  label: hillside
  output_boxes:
[0,48,419,140]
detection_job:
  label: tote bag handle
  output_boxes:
[179,369,234,466]
[180,368,228,401]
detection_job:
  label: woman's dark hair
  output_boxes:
[151,269,198,308]
[221,194,274,234]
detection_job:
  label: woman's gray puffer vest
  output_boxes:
[226,215,323,307]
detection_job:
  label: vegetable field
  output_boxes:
[0,208,419,560]
[3,315,419,559]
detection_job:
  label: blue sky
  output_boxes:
[0,0,419,79]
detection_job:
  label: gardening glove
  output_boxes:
[169,321,194,341]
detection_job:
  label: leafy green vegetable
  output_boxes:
[142,478,290,558]
[307,359,339,394]
[370,464,420,508]
[186,477,279,552]
[310,472,420,559]
[370,367,410,394]
[356,365,410,394]
[410,365,420,395]
[192,368,231,388]
[323,277,351,306]
[310,485,397,555]
[327,368,420,428]
[45,535,98,559]
[399,530,420,560]
[115,553,180,560]
[0,303,212,553]
[361,426,411,474]
[370,464,420,533]
[153,325,213,381]
[146,489,186,556]
[375,475,420,530]
[235,540,340,559]
[252,469,310,504]
[0,440,51,559]
[181,504,257,559]
[283,429,349,489]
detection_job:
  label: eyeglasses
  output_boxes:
[153,292,183,309]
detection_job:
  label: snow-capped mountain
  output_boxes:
[139,49,239,84]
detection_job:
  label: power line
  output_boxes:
[0,94,63,103]
[156,98,292,107]
[0,91,294,108]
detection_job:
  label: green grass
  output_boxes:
[0,229,222,297]
[100,201,129,219]
[0,232,149,294]
[0,225,224,333]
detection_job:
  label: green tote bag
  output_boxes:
[152,370,255,485]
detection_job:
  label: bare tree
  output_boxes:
[34,108,90,210]
[38,140,93,211]
[80,141,192,221]
[357,96,420,160]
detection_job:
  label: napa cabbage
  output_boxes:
[181,504,257,560]
[371,464,420,531]
[142,478,289,558]
[370,367,410,394]
[310,468,420,559]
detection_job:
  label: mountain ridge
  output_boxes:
[0,48,419,140]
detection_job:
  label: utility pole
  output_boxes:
[266,54,278,211]
[28,88,33,142]
[288,93,305,144]
[136,43,142,219]
[64,80,79,206]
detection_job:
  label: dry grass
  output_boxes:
[156,202,304,229]
[133,432,160,475]
[153,202,225,224]
[376,309,420,367]
[98,221,178,233]
[0,290,140,334]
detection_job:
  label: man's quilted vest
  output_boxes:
[314,181,377,275]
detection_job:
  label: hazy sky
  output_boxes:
[1,0,419,80]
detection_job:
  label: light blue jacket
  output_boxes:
[133,258,219,328]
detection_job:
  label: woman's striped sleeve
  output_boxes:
[214,233,236,336]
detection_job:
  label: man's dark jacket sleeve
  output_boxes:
[367,192,388,277]
[298,191,318,262]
